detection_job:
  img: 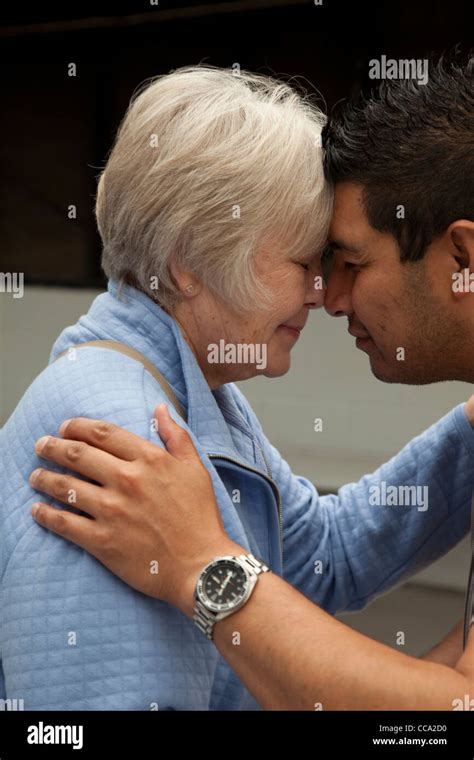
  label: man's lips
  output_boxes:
[348,326,375,352]
[348,327,371,340]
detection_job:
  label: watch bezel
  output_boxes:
[196,556,255,614]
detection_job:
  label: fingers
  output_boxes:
[154,404,201,462]
[31,502,101,554]
[56,411,196,468]
[34,435,128,486]
[58,418,151,460]
[29,467,103,518]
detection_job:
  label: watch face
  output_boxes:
[200,560,248,611]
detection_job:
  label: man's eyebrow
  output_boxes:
[327,239,362,255]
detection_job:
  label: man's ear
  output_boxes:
[450,221,474,268]
[449,221,474,300]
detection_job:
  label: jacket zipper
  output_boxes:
[207,453,284,567]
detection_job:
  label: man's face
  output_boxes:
[324,182,466,384]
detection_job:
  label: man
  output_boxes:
[6,53,474,710]
[322,52,474,387]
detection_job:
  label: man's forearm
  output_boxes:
[182,560,472,710]
[422,619,464,666]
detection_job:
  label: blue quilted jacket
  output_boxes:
[1,280,473,710]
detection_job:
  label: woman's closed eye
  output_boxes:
[295,257,318,271]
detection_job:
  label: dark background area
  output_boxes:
[0,0,471,288]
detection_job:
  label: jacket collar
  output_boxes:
[58,280,255,463]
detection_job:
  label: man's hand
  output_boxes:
[464,395,474,428]
[29,404,243,613]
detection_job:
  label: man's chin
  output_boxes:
[368,355,441,385]
[370,363,408,384]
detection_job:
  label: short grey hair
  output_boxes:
[96,65,333,313]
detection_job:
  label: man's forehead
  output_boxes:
[329,183,374,248]
[332,183,365,221]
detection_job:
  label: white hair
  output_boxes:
[96,65,333,313]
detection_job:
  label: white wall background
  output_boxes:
[0,286,471,591]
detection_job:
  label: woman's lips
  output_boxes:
[278,324,301,339]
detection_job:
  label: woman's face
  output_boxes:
[172,246,325,388]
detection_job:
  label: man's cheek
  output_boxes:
[353,294,388,348]
[351,285,373,328]
[361,275,394,320]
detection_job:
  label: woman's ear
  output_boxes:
[169,261,201,297]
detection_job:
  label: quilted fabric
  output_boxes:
[1,280,473,710]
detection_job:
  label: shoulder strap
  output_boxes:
[55,339,186,421]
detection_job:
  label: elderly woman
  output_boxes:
[1,66,473,711]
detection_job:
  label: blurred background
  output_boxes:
[0,0,472,656]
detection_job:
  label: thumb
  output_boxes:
[154,403,198,461]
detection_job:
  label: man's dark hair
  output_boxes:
[322,49,474,261]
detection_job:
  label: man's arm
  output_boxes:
[422,619,465,666]
[178,561,474,711]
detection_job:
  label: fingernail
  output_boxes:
[59,419,72,436]
[30,469,42,485]
[35,436,50,453]
[31,503,40,517]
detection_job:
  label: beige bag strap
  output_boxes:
[55,339,186,421]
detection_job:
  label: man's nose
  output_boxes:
[324,262,354,317]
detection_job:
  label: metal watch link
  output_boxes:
[193,553,270,640]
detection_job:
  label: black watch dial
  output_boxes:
[202,560,248,609]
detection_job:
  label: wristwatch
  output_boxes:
[193,553,270,640]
